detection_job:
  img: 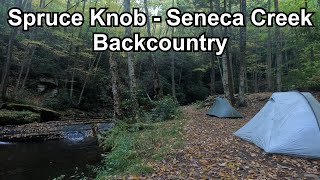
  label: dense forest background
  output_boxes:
[0,0,319,118]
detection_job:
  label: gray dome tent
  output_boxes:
[206,97,243,118]
[234,92,320,158]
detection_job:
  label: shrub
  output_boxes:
[151,96,180,122]
[43,89,72,110]
[96,119,184,178]
[193,100,206,109]
[12,90,39,106]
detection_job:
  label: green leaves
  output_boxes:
[96,117,184,178]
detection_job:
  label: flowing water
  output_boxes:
[0,138,102,179]
[0,122,112,179]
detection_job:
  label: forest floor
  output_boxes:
[139,93,320,179]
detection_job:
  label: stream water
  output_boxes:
[0,138,102,179]
[0,122,113,179]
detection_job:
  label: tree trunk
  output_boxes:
[239,0,247,106]
[109,52,122,120]
[266,0,272,91]
[216,0,220,13]
[70,70,75,101]
[171,51,177,102]
[2,0,7,25]
[225,0,235,105]
[64,0,71,32]
[304,0,314,62]
[78,0,86,38]
[70,46,80,102]
[21,48,36,90]
[209,0,216,95]
[78,53,101,105]
[222,53,230,98]
[15,59,26,93]
[40,0,46,8]
[226,50,235,105]
[171,0,177,102]
[0,0,22,101]
[274,0,282,91]
[229,52,235,94]
[124,0,139,117]
[254,72,258,93]
[15,27,37,94]
[221,0,228,97]
[144,0,162,99]
[0,28,18,101]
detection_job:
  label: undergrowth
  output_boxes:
[95,97,184,178]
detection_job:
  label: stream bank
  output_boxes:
[0,120,113,142]
[0,120,113,179]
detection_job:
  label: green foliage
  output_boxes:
[1,0,320,115]
[0,110,40,125]
[43,89,72,110]
[96,119,184,177]
[285,60,320,90]
[192,100,206,109]
[150,96,180,122]
[13,91,39,106]
[96,96,183,177]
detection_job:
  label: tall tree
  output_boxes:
[109,52,122,120]
[221,0,230,100]
[216,0,234,104]
[239,0,247,106]
[274,0,282,91]
[225,0,235,105]
[305,0,315,62]
[144,0,162,99]
[77,52,102,105]
[171,0,177,102]
[124,0,139,117]
[78,0,86,38]
[266,0,272,91]
[209,0,216,95]
[0,0,20,101]
[15,27,37,94]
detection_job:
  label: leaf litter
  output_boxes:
[143,93,320,179]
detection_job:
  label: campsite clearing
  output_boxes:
[142,93,320,179]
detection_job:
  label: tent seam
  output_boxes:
[294,91,320,131]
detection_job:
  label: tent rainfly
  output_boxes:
[206,97,243,118]
[234,92,320,158]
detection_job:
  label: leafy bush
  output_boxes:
[12,91,39,106]
[150,96,180,122]
[120,99,136,118]
[43,89,72,110]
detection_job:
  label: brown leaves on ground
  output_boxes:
[144,93,320,179]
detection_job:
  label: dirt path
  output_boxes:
[148,102,320,179]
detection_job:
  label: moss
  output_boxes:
[0,110,41,125]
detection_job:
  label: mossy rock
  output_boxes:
[0,110,41,125]
[1,103,61,122]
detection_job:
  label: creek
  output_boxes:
[0,122,113,179]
